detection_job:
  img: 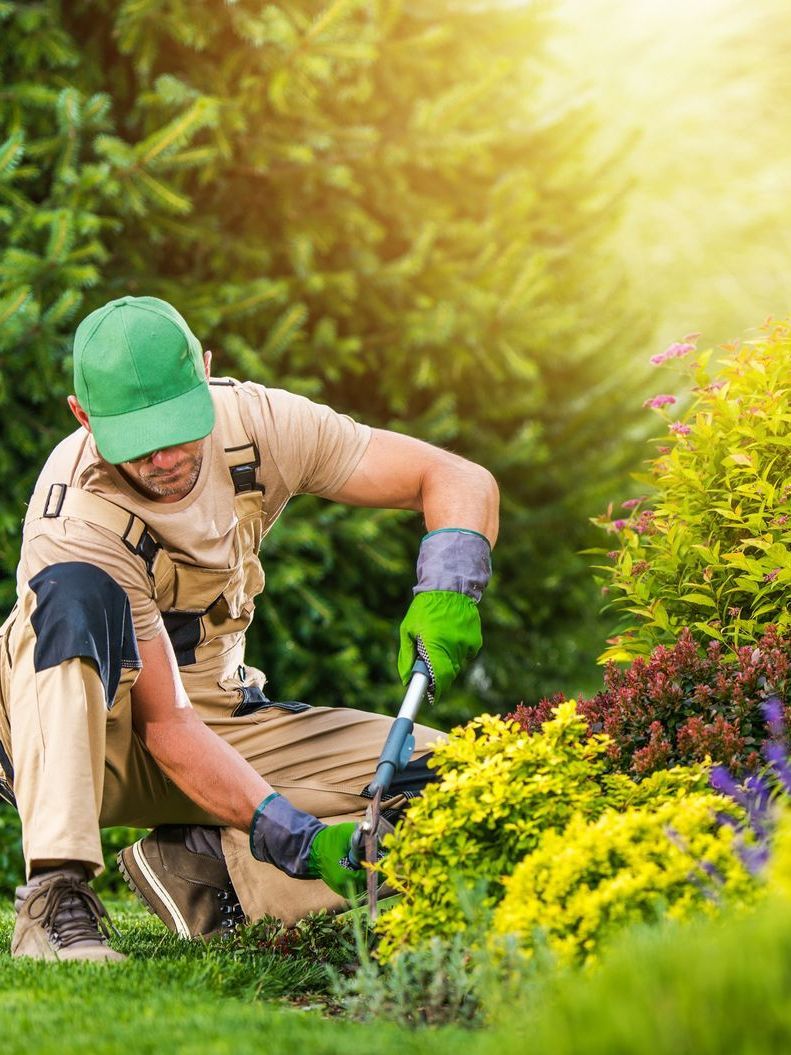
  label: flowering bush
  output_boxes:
[594,322,791,663]
[375,702,713,960]
[493,793,756,967]
[511,627,791,777]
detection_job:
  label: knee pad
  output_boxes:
[29,562,140,708]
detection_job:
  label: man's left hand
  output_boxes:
[398,590,482,703]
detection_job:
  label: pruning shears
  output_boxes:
[348,657,431,918]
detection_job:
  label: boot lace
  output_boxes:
[26,876,117,950]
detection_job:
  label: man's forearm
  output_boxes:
[140,709,272,831]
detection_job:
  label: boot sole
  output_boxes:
[117,841,192,938]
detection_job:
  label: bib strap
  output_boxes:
[210,378,265,497]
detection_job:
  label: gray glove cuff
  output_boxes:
[249,793,326,879]
[414,528,492,603]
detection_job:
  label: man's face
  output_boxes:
[118,439,206,502]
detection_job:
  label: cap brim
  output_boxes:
[90,381,216,464]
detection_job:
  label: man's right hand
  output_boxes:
[309,823,367,897]
[250,793,366,896]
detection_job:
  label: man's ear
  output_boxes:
[67,395,91,432]
[204,350,212,379]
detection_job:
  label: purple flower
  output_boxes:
[621,498,643,510]
[762,696,784,735]
[612,519,627,531]
[649,339,698,365]
[764,569,781,583]
[710,765,743,802]
[669,421,692,436]
[643,394,677,409]
[764,743,791,796]
[737,841,771,876]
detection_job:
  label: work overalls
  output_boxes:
[0,381,438,923]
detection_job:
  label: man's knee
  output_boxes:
[28,562,141,708]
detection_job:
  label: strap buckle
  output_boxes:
[226,442,262,495]
[136,530,161,573]
[42,483,67,518]
[230,463,258,494]
[121,514,161,575]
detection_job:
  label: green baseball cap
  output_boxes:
[73,295,215,464]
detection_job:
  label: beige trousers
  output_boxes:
[0,585,441,924]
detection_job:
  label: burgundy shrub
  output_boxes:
[508,627,791,778]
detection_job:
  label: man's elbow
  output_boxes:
[476,464,500,541]
[478,464,499,507]
[462,458,499,511]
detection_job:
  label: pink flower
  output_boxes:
[643,394,677,409]
[649,337,699,365]
[622,497,643,510]
[612,519,627,531]
[669,421,692,435]
[764,569,781,583]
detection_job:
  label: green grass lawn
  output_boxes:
[0,899,480,1055]
[4,895,791,1054]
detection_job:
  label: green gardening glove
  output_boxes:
[398,528,492,703]
[398,590,483,704]
[250,795,366,898]
[308,822,367,897]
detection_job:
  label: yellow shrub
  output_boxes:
[493,793,756,966]
[375,701,713,961]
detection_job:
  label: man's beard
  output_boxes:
[138,454,203,498]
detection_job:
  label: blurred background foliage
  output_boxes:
[0,0,789,730]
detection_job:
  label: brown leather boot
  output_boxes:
[12,865,126,962]
[117,825,244,939]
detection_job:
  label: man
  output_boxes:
[0,295,498,962]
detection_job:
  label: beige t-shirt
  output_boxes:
[18,380,371,645]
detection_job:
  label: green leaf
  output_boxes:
[678,593,717,608]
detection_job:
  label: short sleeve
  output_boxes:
[19,518,164,641]
[239,383,372,498]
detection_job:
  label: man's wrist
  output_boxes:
[414,527,492,603]
[249,793,326,878]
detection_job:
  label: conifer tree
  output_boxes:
[2,1,649,717]
[0,1,119,605]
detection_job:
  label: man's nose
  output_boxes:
[150,446,183,470]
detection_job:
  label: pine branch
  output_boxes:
[0,132,25,182]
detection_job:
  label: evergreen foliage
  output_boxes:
[0,2,116,595]
[0,0,649,718]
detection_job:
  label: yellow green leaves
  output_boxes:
[374,702,734,962]
[494,794,757,967]
[375,700,759,966]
